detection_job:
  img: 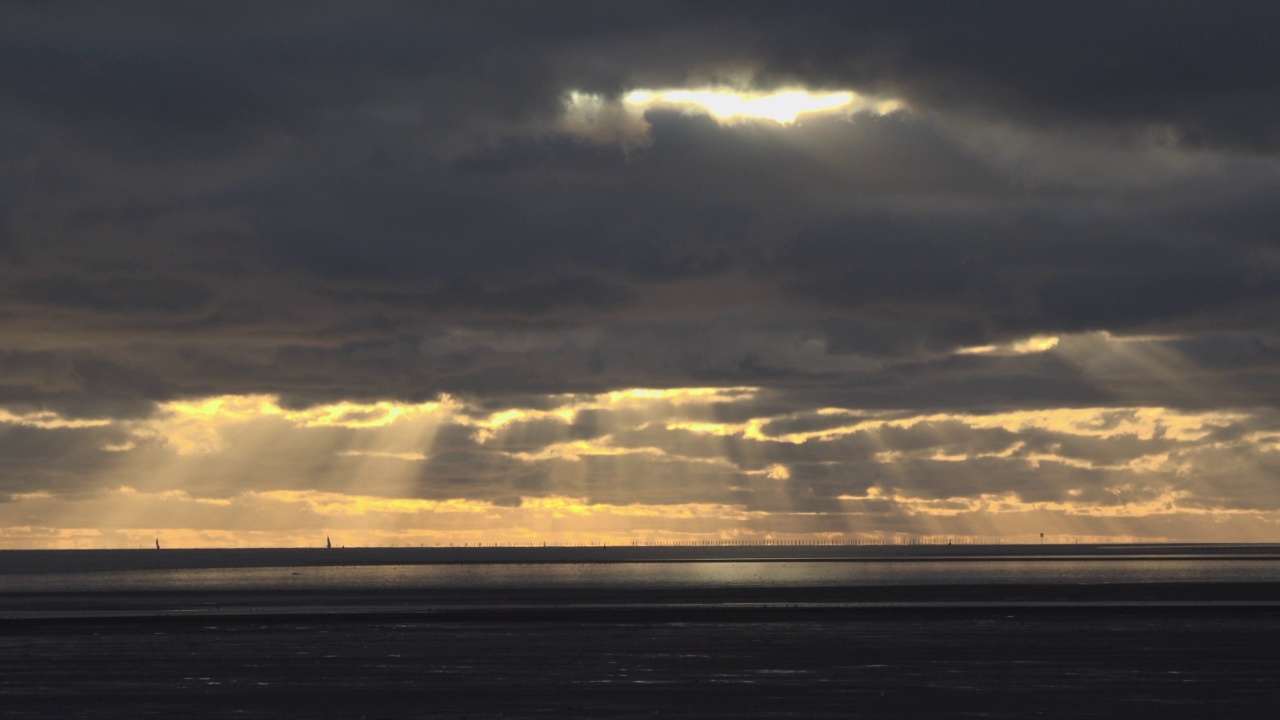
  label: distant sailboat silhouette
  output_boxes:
[326,535,332,549]
[155,538,160,550]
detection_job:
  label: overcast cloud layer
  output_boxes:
[3,2,1280,546]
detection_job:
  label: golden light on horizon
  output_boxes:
[3,385,1279,548]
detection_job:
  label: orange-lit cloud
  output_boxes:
[956,335,1060,356]
[0,409,112,429]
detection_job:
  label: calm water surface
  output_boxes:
[8,558,1280,593]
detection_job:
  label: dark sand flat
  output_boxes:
[4,584,1280,719]
[4,607,1279,719]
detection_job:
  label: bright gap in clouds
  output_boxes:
[621,88,894,124]
[559,86,903,144]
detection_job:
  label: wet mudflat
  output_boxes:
[4,603,1280,719]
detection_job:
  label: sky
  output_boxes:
[3,1,1280,548]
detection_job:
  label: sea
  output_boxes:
[2,542,1280,603]
[7,550,1280,595]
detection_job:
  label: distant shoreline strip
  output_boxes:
[7,600,1280,622]
[9,553,1280,576]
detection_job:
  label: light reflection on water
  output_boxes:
[7,559,1280,593]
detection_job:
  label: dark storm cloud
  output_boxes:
[13,276,215,313]
[319,276,636,316]
[0,351,170,420]
[774,200,1280,336]
[732,0,1280,151]
[2,0,1280,422]
[0,423,134,497]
